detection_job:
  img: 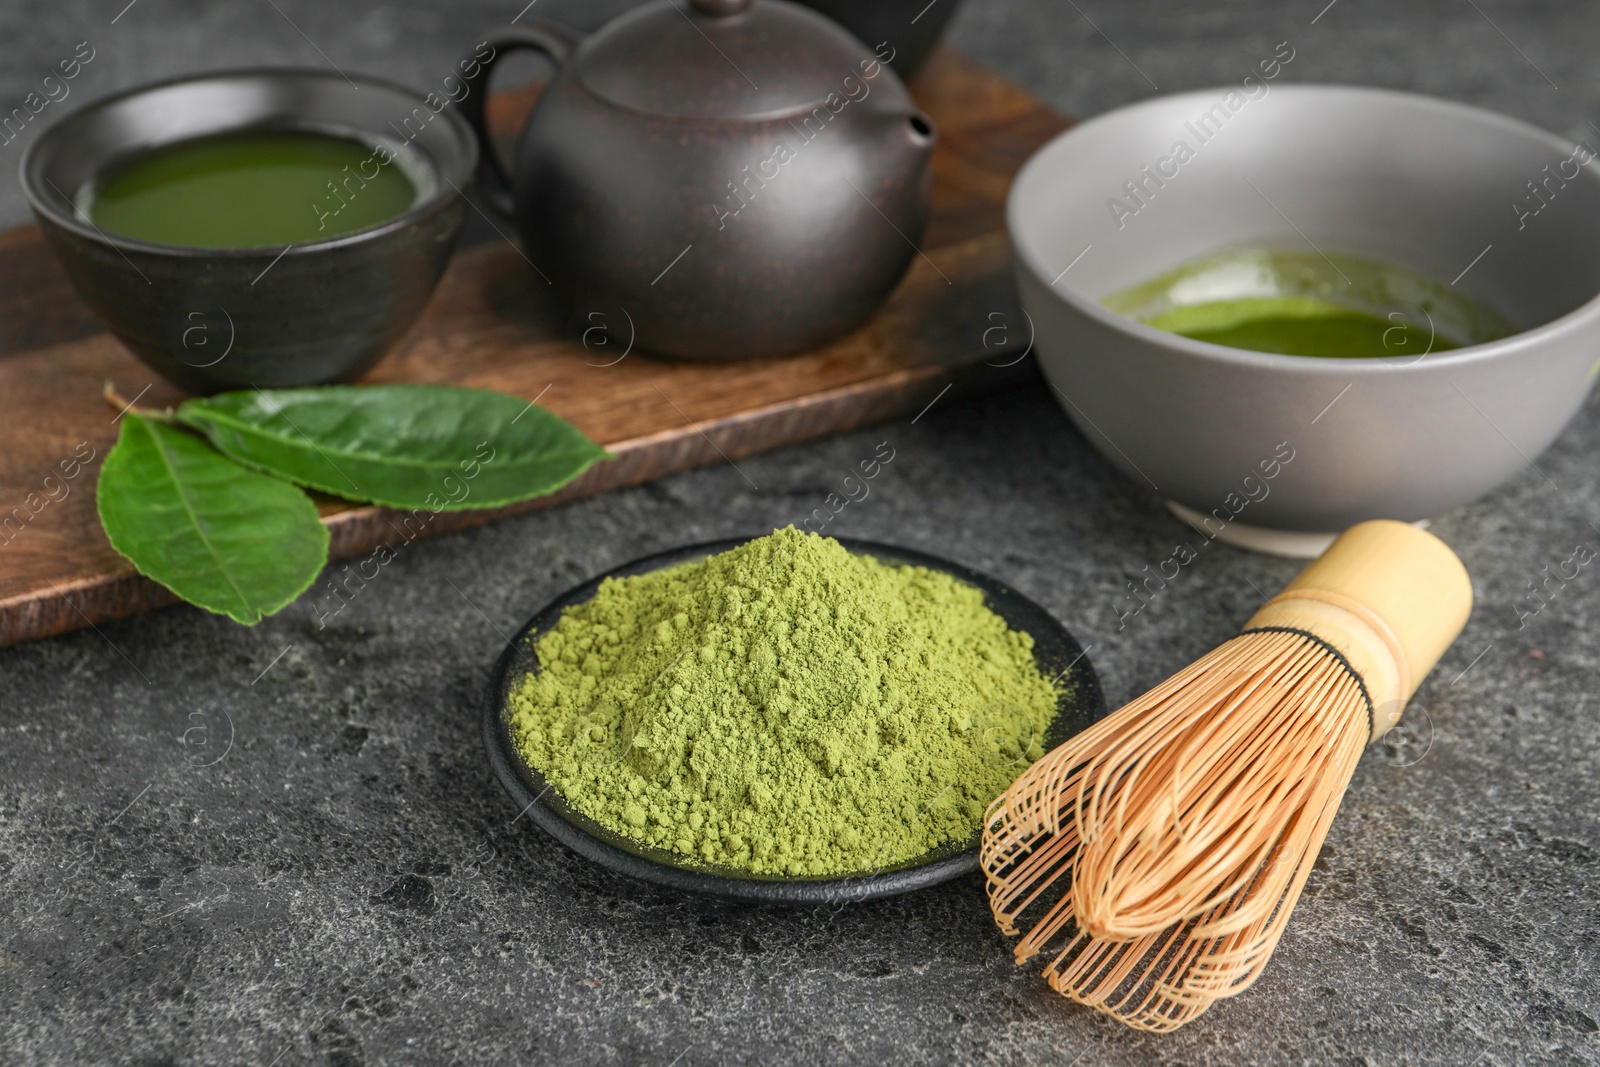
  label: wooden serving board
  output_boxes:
[0,48,1071,648]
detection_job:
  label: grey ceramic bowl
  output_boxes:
[1011,85,1600,553]
[21,68,475,394]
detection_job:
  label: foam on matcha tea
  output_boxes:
[1104,246,1514,358]
[84,129,417,248]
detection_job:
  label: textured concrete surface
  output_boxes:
[3,1,1600,1065]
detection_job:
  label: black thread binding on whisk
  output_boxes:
[1235,625,1377,741]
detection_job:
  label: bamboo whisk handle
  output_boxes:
[1244,520,1472,737]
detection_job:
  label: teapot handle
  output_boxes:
[457,22,584,219]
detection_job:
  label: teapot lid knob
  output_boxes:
[689,0,752,14]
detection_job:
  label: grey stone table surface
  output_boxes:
[2,1,1599,1065]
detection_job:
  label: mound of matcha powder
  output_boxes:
[507,527,1060,876]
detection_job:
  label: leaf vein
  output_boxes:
[143,419,259,618]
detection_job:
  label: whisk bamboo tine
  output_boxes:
[983,521,1472,1030]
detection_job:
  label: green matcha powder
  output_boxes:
[508,528,1061,876]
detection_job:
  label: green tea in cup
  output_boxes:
[83,128,418,248]
[1104,245,1515,359]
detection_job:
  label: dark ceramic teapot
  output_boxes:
[460,0,936,361]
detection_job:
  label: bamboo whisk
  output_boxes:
[981,521,1472,1031]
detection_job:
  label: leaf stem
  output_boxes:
[103,381,176,423]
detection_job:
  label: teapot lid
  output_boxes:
[573,0,896,122]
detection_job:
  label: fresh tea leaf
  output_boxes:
[97,414,329,625]
[178,384,611,511]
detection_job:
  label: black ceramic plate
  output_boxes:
[483,537,1105,904]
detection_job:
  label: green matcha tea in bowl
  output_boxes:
[483,528,1104,903]
[1102,245,1515,360]
[21,67,477,393]
[1009,84,1600,556]
[86,128,421,248]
